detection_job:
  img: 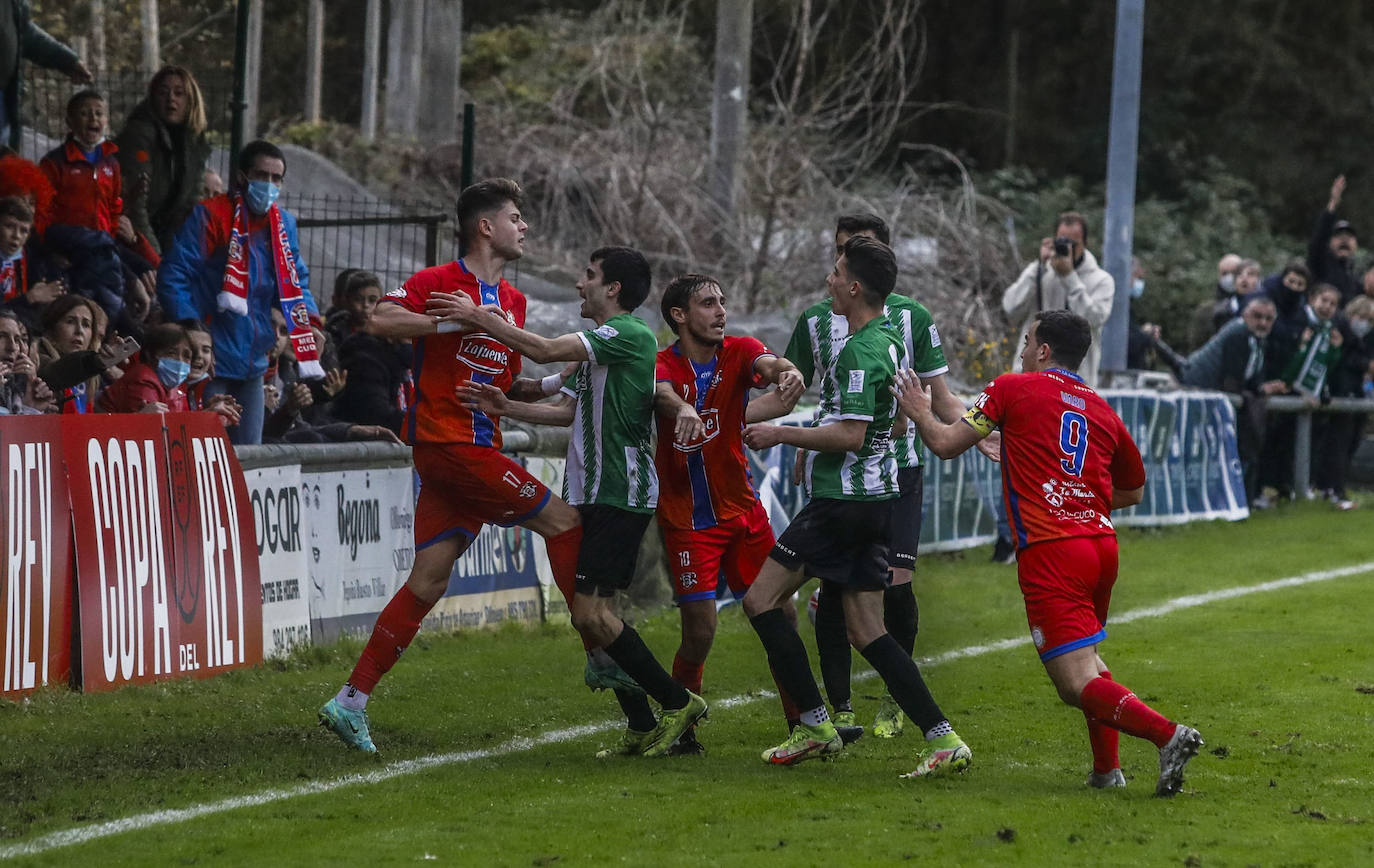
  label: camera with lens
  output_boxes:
[1053,237,1074,258]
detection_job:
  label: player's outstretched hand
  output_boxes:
[890,368,932,418]
[775,369,805,406]
[458,379,507,415]
[742,423,783,451]
[426,291,481,326]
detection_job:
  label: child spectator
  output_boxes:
[324,269,377,347]
[0,154,56,235]
[34,294,135,413]
[332,271,411,435]
[0,196,65,330]
[181,318,214,408]
[40,90,157,328]
[96,322,192,413]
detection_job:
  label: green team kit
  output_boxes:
[784,293,950,496]
[561,312,660,511]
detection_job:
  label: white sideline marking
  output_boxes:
[4,560,1372,860]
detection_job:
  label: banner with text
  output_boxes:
[0,417,73,699]
[244,464,312,658]
[66,414,263,691]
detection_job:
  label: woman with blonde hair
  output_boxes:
[114,65,214,253]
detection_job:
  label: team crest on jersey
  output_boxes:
[386,285,407,298]
[1031,626,1045,649]
[518,482,538,499]
[847,370,865,393]
[593,324,619,339]
[672,407,720,452]
[679,571,698,588]
[459,334,512,375]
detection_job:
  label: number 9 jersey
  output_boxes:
[962,369,1145,550]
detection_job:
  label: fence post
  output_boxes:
[425,220,439,268]
[231,0,252,162]
[1293,409,1312,496]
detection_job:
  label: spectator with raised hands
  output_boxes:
[1311,295,1374,510]
[96,322,239,428]
[114,65,214,255]
[1308,175,1361,305]
[0,310,54,413]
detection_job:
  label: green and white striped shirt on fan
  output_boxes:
[559,312,659,512]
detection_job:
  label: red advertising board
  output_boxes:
[0,417,73,699]
[64,413,262,691]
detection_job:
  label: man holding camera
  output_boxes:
[1002,211,1115,389]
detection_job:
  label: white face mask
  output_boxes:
[1131,278,1145,299]
[1219,273,1236,293]
[1351,319,1372,339]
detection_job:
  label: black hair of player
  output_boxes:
[835,213,890,246]
[840,235,896,306]
[592,246,652,312]
[1033,309,1092,370]
[237,139,287,175]
[65,89,105,117]
[456,178,523,246]
[0,196,34,224]
[660,273,720,333]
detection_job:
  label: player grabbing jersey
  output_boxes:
[650,273,808,752]
[896,309,1203,796]
[317,179,588,754]
[453,247,706,759]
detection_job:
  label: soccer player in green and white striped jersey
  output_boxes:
[448,246,705,758]
[785,214,986,739]
[741,235,970,775]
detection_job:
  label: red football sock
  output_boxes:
[1083,669,1121,773]
[543,526,593,652]
[348,584,433,694]
[672,652,705,695]
[1080,675,1177,749]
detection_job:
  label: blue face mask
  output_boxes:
[244,179,280,214]
[157,357,191,388]
[1131,278,1146,298]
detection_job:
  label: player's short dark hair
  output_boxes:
[456,178,523,246]
[237,139,286,175]
[1033,309,1092,370]
[1056,210,1090,249]
[835,213,890,246]
[0,196,34,224]
[592,246,652,312]
[659,273,720,333]
[344,270,383,299]
[65,89,105,116]
[840,235,897,305]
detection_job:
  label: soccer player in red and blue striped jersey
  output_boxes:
[896,309,1204,796]
[652,274,806,750]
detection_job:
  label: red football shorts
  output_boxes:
[1016,534,1118,662]
[412,443,551,550]
[660,500,775,602]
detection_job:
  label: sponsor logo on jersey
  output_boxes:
[847,370,865,393]
[671,407,720,452]
[386,286,407,298]
[929,324,942,347]
[458,334,512,375]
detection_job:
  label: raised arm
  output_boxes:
[369,299,445,339]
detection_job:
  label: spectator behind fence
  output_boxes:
[179,317,213,408]
[332,270,410,434]
[157,139,322,445]
[1254,282,1344,507]
[35,293,135,413]
[96,322,238,428]
[1310,295,1374,510]
[1180,296,1283,502]
[0,195,65,330]
[1,0,91,148]
[115,65,213,255]
[1002,210,1114,387]
[0,309,53,412]
[0,154,55,233]
[39,90,157,328]
[1210,258,1262,334]
[1308,175,1360,305]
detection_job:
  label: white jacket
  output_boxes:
[1001,249,1116,388]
